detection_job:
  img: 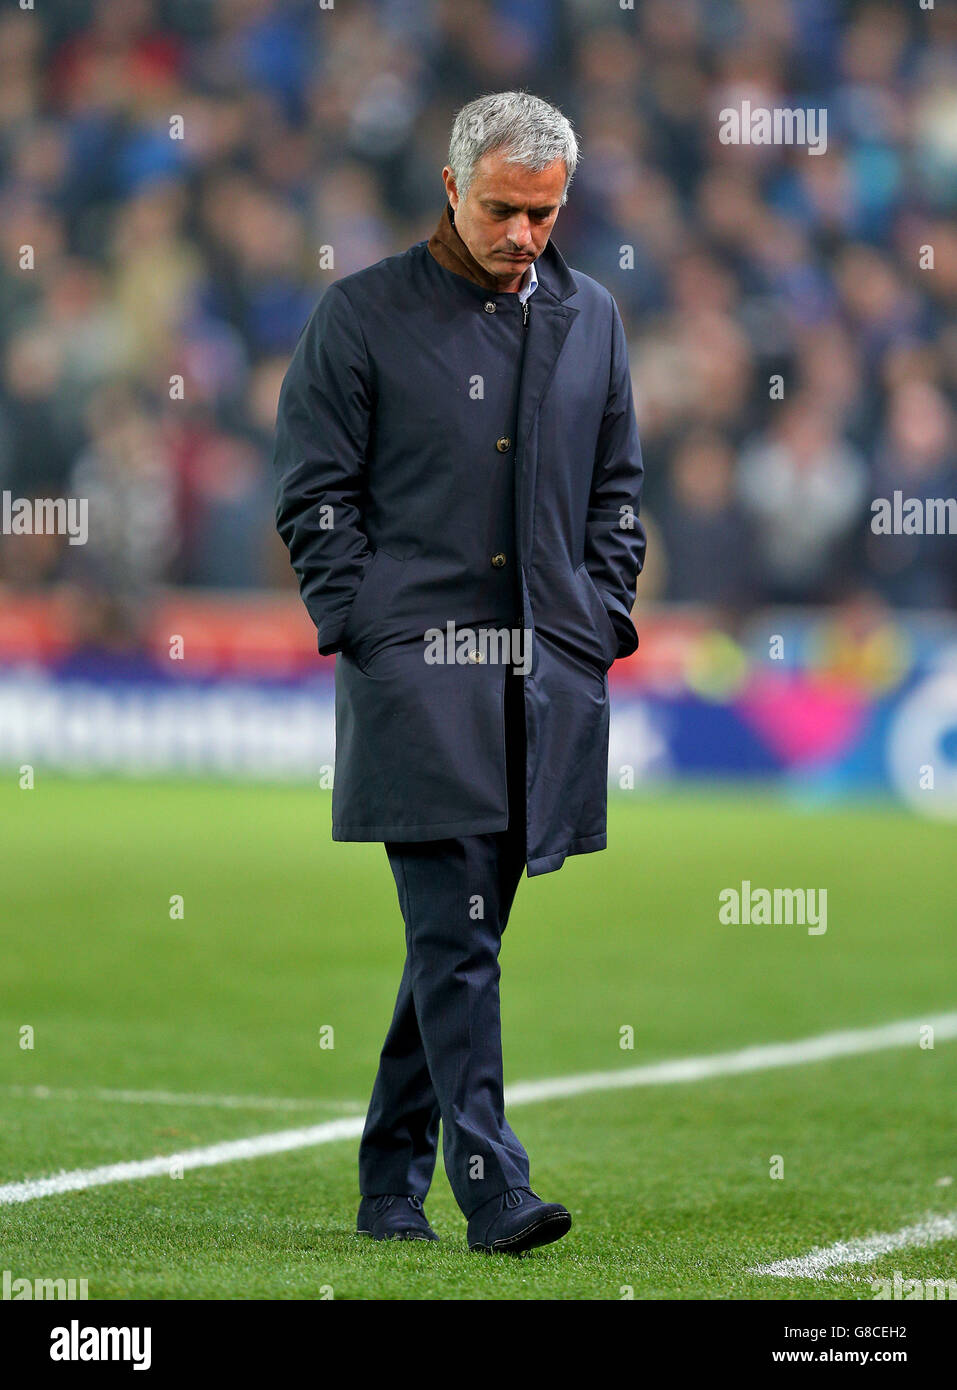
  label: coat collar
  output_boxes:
[426,201,577,303]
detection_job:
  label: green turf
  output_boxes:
[1,777,955,1299]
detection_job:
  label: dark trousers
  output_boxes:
[358,668,530,1217]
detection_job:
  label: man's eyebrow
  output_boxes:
[483,199,557,214]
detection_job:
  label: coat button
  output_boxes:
[491,552,507,568]
[484,300,496,313]
[468,649,485,663]
[496,436,511,452]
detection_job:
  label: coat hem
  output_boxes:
[526,831,607,877]
[331,821,607,874]
[333,813,509,842]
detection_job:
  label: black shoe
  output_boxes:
[357,1193,439,1242]
[467,1187,571,1255]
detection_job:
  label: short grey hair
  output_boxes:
[448,90,580,205]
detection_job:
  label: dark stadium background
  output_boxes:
[0,0,955,799]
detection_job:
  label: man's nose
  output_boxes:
[506,218,533,248]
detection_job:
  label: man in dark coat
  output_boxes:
[273,91,646,1254]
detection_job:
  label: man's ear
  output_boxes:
[442,166,459,211]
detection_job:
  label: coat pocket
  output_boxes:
[574,563,619,667]
[340,548,409,668]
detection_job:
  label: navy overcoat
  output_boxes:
[274,206,646,876]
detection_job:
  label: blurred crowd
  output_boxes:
[0,0,955,627]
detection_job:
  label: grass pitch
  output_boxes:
[1,777,955,1299]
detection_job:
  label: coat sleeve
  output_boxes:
[273,283,374,656]
[583,295,647,661]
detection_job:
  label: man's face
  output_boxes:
[443,150,566,289]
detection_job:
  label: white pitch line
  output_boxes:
[749,1212,957,1279]
[2,1084,364,1114]
[1,1010,955,1208]
[0,1118,365,1206]
[504,1010,957,1104]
